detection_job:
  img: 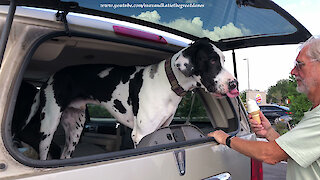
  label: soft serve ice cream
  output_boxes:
[247,99,261,124]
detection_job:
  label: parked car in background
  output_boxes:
[0,0,311,179]
[260,104,292,124]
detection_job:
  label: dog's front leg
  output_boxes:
[131,116,160,147]
[131,117,139,147]
[131,117,150,147]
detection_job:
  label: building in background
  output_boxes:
[246,90,266,105]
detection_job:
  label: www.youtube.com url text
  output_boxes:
[100,3,205,9]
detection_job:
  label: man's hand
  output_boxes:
[207,130,229,145]
[249,111,279,141]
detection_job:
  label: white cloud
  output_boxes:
[204,23,243,41]
[131,10,161,23]
[132,10,248,41]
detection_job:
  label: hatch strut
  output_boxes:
[232,49,238,79]
[56,10,71,36]
[231,49,244,124]
[55,1,79,37]
[0,0,16,68]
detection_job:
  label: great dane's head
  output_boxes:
[174,38,239,98]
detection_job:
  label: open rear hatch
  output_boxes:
[0,0,312,49]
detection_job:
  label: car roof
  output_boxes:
[0,0,312,51]
[260,104,290,111]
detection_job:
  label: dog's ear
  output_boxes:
[174,39,208,77]
[174,54,195,77]
[175,38,214,77]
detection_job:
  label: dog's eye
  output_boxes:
[211,53,220,60]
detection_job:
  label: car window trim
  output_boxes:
[0,0,16,68]
[226,97,241,133]
[196,89,240,135]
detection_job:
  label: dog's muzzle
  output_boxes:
[227,80,239,98]
[228,80,238,90]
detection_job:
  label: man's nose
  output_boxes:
[290,66,297,76]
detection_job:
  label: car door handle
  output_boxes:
[203,172,232,180]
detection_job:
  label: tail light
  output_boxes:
[251,158,263,180]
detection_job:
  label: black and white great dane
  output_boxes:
[23,38,239,160]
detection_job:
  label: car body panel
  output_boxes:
[11,135,254,180]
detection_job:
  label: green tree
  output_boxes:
[175,92,207,118]
[87,104,112,118]
[266,79,290,104]
[239,91,246,103]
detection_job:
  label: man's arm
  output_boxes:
[208,130,289,164]
[231,136,288,164]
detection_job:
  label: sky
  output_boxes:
[223,0,320,92]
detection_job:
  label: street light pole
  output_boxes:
[243,58,250,90]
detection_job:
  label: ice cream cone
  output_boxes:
[250,110,261,124]
[247,99,261,124]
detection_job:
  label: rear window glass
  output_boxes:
[63,0,297,41]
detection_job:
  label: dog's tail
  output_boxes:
[21,91,41,130]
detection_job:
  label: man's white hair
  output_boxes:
[299,35,320,61]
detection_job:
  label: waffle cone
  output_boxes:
[250,110,261,124]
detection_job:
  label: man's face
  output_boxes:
[291,45,320,96]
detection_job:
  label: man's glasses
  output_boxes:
[294,35,320,71]
[294,60,305,71]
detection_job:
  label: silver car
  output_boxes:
[0,0,311,179]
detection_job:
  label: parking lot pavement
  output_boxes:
[263,161,287,180]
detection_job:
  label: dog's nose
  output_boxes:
[228,80,238,90]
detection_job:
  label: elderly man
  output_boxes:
[208,36,320,179]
